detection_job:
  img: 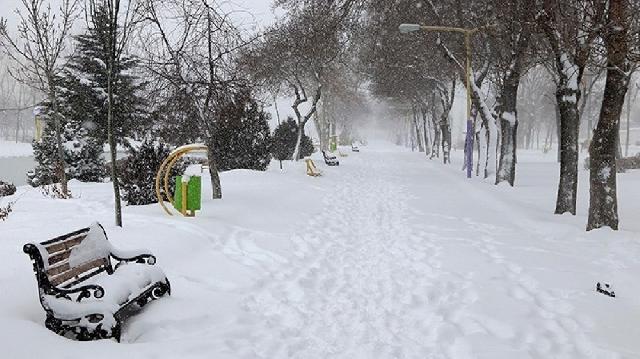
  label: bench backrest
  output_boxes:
[322,151,337,160]
[24,223,113,289]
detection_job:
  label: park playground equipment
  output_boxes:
[305,158,322,177]
[155,144,207,216]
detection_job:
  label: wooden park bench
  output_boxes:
[23,222,170,341]
[322,151,340,166]
[305,158,322,177]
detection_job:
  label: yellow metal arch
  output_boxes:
[155,144,208,216]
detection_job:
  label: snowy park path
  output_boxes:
[229,150,625,359]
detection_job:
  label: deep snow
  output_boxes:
[0,140,33,158]
[2,143,640,358]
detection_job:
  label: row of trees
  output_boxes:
[355,0,640,231]
[241,0,639,231]
[234,0,640,232]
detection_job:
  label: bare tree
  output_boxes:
[537,0,606,215]
[587,0,634,230]
[0,0,80,196]
[244,2,350,160]
[142,0,251,198]
[495,0,534,186]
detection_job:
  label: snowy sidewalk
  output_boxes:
[232,151,629,358]
[2,145,640,358]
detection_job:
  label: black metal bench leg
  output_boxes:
[112,321,122,342]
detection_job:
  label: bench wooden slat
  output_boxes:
[47,262,70,277]
[45,234,86,254]
[49,258,108,286]
[48,248,73,266]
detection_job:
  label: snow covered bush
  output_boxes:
[39,184,72,199]
[28,112,105,187]
[0,181,16,197]
[271,117,315,161]
[0,201,13,221]
[212,89,272,171]
[119,139,187,206]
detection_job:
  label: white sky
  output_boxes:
[1,0,280,31]
[1,0,313,131]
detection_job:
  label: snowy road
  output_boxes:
[2,144,640,358]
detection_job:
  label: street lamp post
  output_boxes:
[399,23,494,178]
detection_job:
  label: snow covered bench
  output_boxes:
[23,223,170,341]
[322,150,340,166]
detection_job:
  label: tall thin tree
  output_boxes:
[587,0,632,231]
[0,0,80,196]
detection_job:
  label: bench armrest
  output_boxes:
[110,249,156,265]
[50,284,105,302]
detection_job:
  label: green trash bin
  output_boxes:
[173,176,202,215]
[330,136,338,152]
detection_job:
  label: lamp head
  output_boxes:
[399,23,422,34]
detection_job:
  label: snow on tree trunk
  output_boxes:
[441,121,451,164]
[587,0,629,231]
[496,76,520,186]
[486,117,499,178]
[477,125,488,176]
[470,77,498,179]
[496,115,518,185]
[429,103,440,159]
[554,53,581,215]
[431,125,441,159]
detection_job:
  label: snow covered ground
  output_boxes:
[0,140,33,158]
[0,141,34,186]
[2,143,640,358]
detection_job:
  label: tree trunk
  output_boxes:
[107,64,123,227]
[555,101,562,163]
[587,0,629,231]
[554,89,581,215]
[274,95,283,170]
[205,137,222,199]
[471,86,498,178]
[413,108,424,152]
[441,121,451,164]
[422,108,430,157]
[625,87,631,157]
[431,125,441,159]
[496,75,520,186]
[292,121,305,161]
[430,103,440,159]
[49,87,68,197]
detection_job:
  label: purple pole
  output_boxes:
[465,119,473,178]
